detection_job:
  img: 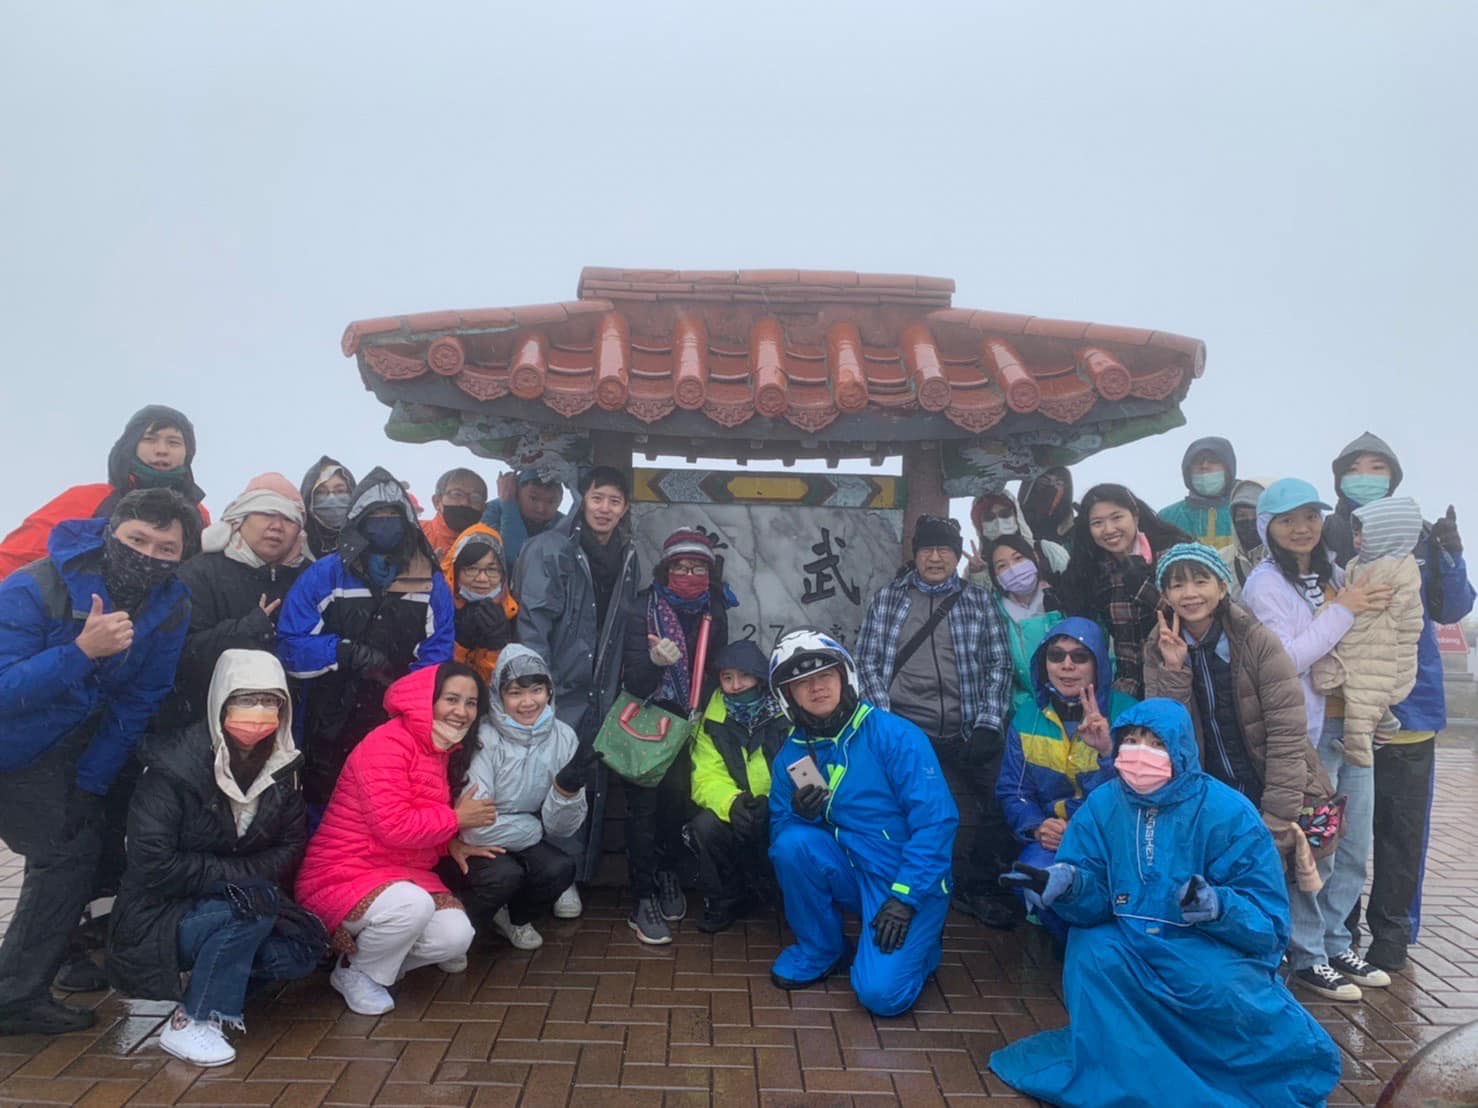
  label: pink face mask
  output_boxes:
[1117,744,1173,794]
[223,705,279,748]
[667,572,709,601]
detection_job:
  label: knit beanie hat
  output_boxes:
[1155,542,1234,588]
[912,514,964,558]
[661,528,716,566]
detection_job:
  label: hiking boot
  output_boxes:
[655,870,687,922]
[628,897,673,945]
[160,1008,236,1067]
[54,955,109,994]
[696,898,741,934]
[0,996,97,1036]
[330,960,395,1015]
[552,884,583,920]
[491,907,543,951]
[1330,948,1392,988]
[1292,963,1362,1002]
[771,945,853,992]
[1363,941,1408,973]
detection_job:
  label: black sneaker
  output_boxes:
[770,944,854,992]
[0,997,98,1036]
[1292,963,1362,1002]
[54,956,108,994]
[655,870,687,922]
[627,897,673,945]
[696,898,741,934]
[1329,948,1392,988]
[1364,941,1408,973]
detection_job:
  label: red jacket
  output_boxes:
[295,667,459,932]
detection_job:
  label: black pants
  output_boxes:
[624,754,692,900]
[443,842,576,931]
[683,808,773,907]
[0,734,105,1012]
[1349,739,1435,955]
[933,734,1015,898]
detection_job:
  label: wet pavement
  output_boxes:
[1,746,1474,1106]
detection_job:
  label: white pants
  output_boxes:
[341,882,473,987]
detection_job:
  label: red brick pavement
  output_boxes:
[1,748,1474,1107]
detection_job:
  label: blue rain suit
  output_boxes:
[768,703,958,1017]
[990,699,1341,1107]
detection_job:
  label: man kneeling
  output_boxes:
[766,632,958,1018]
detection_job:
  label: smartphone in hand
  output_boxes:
[786,755,828,791]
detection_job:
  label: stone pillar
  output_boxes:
[901,443,947,559]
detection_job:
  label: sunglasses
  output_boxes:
[1045,647,1093,665]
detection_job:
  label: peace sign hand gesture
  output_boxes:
[1156,608,1187,672]
[965,539,987,576]
[1078,684,1112,755]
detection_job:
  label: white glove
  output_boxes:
[648,636,683,667]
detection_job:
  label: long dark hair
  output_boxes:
[1263,513,1336,591]
[1059,484,1190,614]
[435,661,488,797]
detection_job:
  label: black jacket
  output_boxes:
[155,553,304,730]
[621,585,730,713]
[106,726,308,1001]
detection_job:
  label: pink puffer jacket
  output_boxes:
[296,666,460,932]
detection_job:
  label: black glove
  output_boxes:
[790,783,828,821]
[1432,506,1463,556]
[970,725,1003,761]
[730,792,757,836]
[555,744,603,793]
[998,863,1050,896]
[455,600,514,651]
[217,880,279,922]
[337,641,396,685]
[870,896,915,954]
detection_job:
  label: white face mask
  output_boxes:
[980,516,1019,541]
[459,584,504,603]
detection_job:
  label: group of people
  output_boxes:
[0,407,1469,1105]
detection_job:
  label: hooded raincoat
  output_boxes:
[439,524,520,686]
[1158,436,1237,547]
[461,645,586,852]
[299,457,357,562]
[106,650,317,1000]
[989,699,1341,1107]
[0,405,210,581]
[1215,477,1268,591]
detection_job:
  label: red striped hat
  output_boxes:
[661,529,716,565]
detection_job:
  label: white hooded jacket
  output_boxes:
[208,648,300,836]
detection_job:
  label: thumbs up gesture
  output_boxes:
[76,594,134,660]
[1432,505,1463,556]
[648,634,682,667]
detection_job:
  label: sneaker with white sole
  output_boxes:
[552,884,582,919]
[655,870,687,922]
[1292,963,1362,1002]
[438,955,468,974]
[1329,948,1391,989]
[330,961,395,1015]
[491,907,543,950]
[628,896,673,945]
[160,1009,236,1067]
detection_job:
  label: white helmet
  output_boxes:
[768,630,861,724]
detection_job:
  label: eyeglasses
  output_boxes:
[1044,647,1093,665]
[462,565,503,582]
[441,490,487,508]
[669,563,710,577]
[227,692,284,709]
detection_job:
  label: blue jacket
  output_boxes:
[0,519,189,794]
[996,618,1136,841]
[769,703,959,907]
[481,497,565,571]
[1393,533,1474,732]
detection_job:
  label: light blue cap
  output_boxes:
[1257,478,1332,519]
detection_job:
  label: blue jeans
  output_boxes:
[176,897,321,1023]
[1287,719,1373,970]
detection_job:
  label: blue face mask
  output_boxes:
[361,515,406,553]
[1340,473,1390,506]
[1190,471,1227,498]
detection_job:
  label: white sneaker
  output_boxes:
[438,955,468,974]
[160,1009,236,1067]
[552,884,582,919]
[330,961,395,1015]
[491,907,544,950]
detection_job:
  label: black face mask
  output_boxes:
[1234,517,1261,552]
[103,532,178,610]
[441,505,482,535]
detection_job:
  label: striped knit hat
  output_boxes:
[1155,542,1233,588]
[1353,496,1423,562]
[661,528,716,566]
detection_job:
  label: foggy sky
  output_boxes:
[3,2,1474,550]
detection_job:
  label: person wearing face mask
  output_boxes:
[1157,436,1238,548]
[421,468,490,559]
[1320,434,1475,973]
[277,467,455,809]
[442,646,593,952]
[481,466,567,569]
[684,640,788,934]
[856,515,1016,929]
[618,528,732,944]
[964,491,1068,590]
[1018,467,1078,554]
[439,523,519,686]
[0,405,210,581]
[1214,478,1267,592]
[0,489,197,1035]
[1058,484,1191,699]
[296,664,489,1016]
[996,619,1133,946]
[105,650,326,1067]
[983,535,1066,719]
[298,457,357,561]
[990,699,1341,1108]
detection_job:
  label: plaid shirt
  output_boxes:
[855,574,1014,739]
[1094,552,1161,699]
